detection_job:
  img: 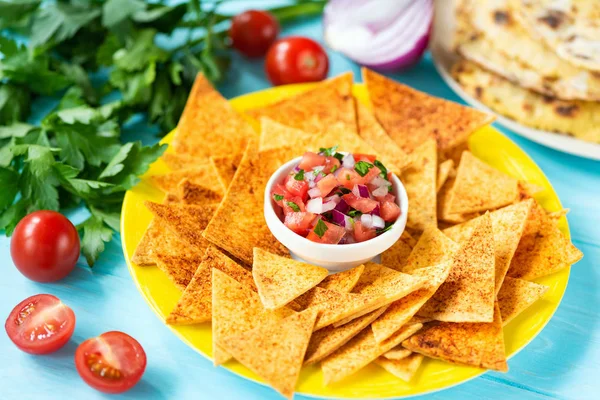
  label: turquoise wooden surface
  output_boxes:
[1,7,599,400]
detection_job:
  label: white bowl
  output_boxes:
[263,156,409,273]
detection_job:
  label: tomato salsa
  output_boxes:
[271,146,401,244]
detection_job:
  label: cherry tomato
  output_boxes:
[229,10,279,57]
[265,36,329,86]
[11,210,80,282]
[75,331,147,394]
[5,294,76,354]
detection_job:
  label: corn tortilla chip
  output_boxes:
[380,231,417,271]
[161,152,197,170]
[382,347,412,361]
[252,248,328,309]
[131,218,161,266]
[210,153,241,190]
[151,164,225,196]
[321,322,423,385]
[437,176,481,224]
[222,308,318,400]
[166,246,254,325]
[402,139,438,231]
[403,302,508,372]
[318,264,365,293]
[363,68,494,153]
[371,261,452,343]
[375,353,424,382]
[172,73,257,158]
[403,226,459,273]
[443,200,533,294]
[176,179,223,205]
[497,277,549,326]
[437,159,455,192]
[418,213,495,322]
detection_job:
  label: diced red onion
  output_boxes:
[370,175,389,188]
[372,214,385,229]
[370,204,380,216]
[342,153,355,169]
[324,194,341,204]
[372,186,389,198]
[360,214,373,229]
[308,187,322,198]
[293,166,300,172]
[353,184,370,198]
[322,200,337,213]
[306,198,323,214]
[334,198,349,213]
[344,234,356,244]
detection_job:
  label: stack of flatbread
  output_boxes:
[451,0,600,144]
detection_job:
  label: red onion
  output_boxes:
[372,186,388,198]
[342,153,355,169]
[360,214,373,229]
[372,214,386,229]
[322,200,337,213]
[370,204,380,216]
[306,198,323,214]
[324,0,432,71]
[332,209,353,230]
[334,198,350,213]
[353,184,370,198]
[308,188,322,198]
[324,194,341,204]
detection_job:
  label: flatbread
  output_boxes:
[403,302,508,372]
[443,199,533,294]
[221,308,318,400]
[151,164,225,196]
[403,226,459,273]
[252,248,328,309]
[382,347,412,361]
[418,213,495,322]
[363,67,494,153]
[176,179,223,205]
[375,353,424,382]
[318,264,365,293]
[210,153,241,190]
[380,231,417,271]
[161,152,197,170]
[437,159,455,192]
[497,276,549,326]
[321,322,423,385]
[166,246,254,325]
[202,142,289,265]
[172,73,257,158]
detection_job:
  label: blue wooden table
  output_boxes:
[1,8,599,400]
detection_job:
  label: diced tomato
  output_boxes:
[354,153,377,163]
[387,172,393,181]
[342,193,379,213]
[316,174,339,197]
[380,201,401,222]
[375,193,396,203]
[298,152,326,171]
[272,183,293,207]
[282,196,306,215]
[336,168,364,190]
[354,221,377,242]
[284,212,317,236]
[322,156,341,174]
[306,219,346,244]
[285,175,309,200]
[361,166,382,185]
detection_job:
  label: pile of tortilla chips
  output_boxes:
[131,70,583,399]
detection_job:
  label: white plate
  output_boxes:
[430,0,600,161]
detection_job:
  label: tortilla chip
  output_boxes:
[161,152,197,170]
[401,139,438,231]
[321,322,423,385]
[507,201,583,280]
[497,277,549,326]
[304,306,388,365]
[437,159,455,192]
[356,102,411,171]
[252,248,328,309]
[446,151,519,215]
[440,141,469,165]
[363,68,494,153]
[172,73,257,158]
[380,231,417,271]
[131,219,161,266]
[437,176,481,223]
[212,268,295,365]
[518,181,544,200]
[403,302,508,372]
[318,264,365,293]
[246,73,356,136]
[177,179,223,205]
[376,353,424,382]
[154,253,204,290]
[403,226,459,273]
[371,261,452,343]
[382,347,412,361]
[210,153,242,190]
[151,164,225,196]
[418,213,495,322]
[166,246,254,325]
[221,308,318,399]
[444,199,533,294]
[203,142,289,265]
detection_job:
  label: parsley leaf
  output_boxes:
[337,187,351,195]
[354,161,374,177]
[30,3,101,48]
[333,152,344,162]
[348,210,362,217]
[286,201,301,212]
[319,145,338,156]
[273,194,284,201]
[374,159,388,180]
[377,223,394,235]
[294,169,305,181]
[330,164,339,173]
[314,219,328,238]
[78,215,114,266]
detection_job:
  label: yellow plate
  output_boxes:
[121,83,570,398]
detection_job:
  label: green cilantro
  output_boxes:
[333,152,344,162]
[314,219,328,238]
[346,174,351,180]
[354,161,374,177]
[348,210,362,217]
[319,145,338,156]
[294,169,305,181]
[273,194,284,201]
[337,187,351,195]
[374,160,388,180]
[286,201,301,212]
[330,165,339,173]
[377,223,394,235]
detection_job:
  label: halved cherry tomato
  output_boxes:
[265,37,329,86]
[316,174,339,197]
[284,175,309,200]
[353,154,377,163]
[229,10,279,58]
[282,196,306,215]
[342,193,379,213]
[380,201,401,222]
[306,219,346,244]
[284,212,317,236]
[298,152,325,171]
[5,294,75,354]
[354,221,377,242]
[75,331,147,394]
[335,168,364,190]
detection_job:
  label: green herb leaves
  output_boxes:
[319,145,338,156]
[273,194,284,201]
[286,201,301,212]
[314,219,328,238]
[294,169,305,181]
[354,161,374,177]
[374,159,388,180]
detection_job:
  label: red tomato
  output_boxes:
[354,221,377,242]
[375,193,396,203]
[284,212,317,236]
[75,331,146,394]
[316,174,339,197]
[5,294,75,354]
[229,10,279,57]
[342,193,379,213]
[11,210,80,282]
[322,156,341,174]
[380,201,401,222]
[306,220,346,244]
[284,175,309,200]
[298,152,325,171]
[335,168,364,190]
[265,37,329,86]
[271,183,293,207]
[282,196,306,215]
[360,166,382,185]
[354,154,377,163]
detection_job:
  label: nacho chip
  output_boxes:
[151,164,225,196]
[363,68,494,153]
[203,142,289,265]
[318,264,364,293]
[371,261,452,343]
[380,231,417,271]
[154,253,204,290]
[443,200,533,294]
[401,139,438,231]
[418,213,495,322]
[376,353,424,382]
[252,248,328,309]
[497,277,549,326]
[437,159,455,192]
[166,246,254,325]
[161,152,197,170]
[304,306,388,365]
[131,218,161,266]
[246,73,356,135]
[172,73,257,158]
[382,347,412,361]
[403,302,508,372]
[221,308,318,400]
[321,322,423,385]
[177,179,223,205]
[212,268,295,365]
[210,153,241,190]
[437,176,481,223]
[403,226,459,273]
[446,152,519,215]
